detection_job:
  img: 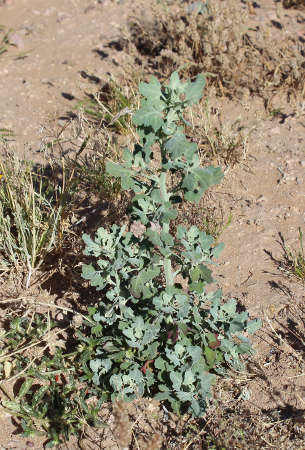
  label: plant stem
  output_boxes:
[164,258,174,287]
[159,171,169,203]
[159,171,174,287]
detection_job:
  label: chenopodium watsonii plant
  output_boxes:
[81,72,261,416]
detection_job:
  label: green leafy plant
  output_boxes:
[0,313,105,447]
[2,376,104,448]
[81,71,261,416]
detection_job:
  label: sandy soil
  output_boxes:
[0,0,304,448]
[0,0,132,158]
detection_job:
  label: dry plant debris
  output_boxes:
[119,0,305,105]
[283,0,305,9]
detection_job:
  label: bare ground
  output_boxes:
[0,0,305,448]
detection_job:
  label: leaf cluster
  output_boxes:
[81,72,261,416]
[0,314,105,447]
[2,375,104,448]
[107,72,223,226]
[77,289,260,416]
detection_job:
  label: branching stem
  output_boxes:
[159,170,174,287]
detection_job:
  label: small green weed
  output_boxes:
[0,25,31,60]
[2,376,104,448]
[270,108,284,119]
[0,24,11,57]
[0,128,14,142]
[280,228,305,282]
[0,312,105,448]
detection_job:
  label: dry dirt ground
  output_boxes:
[0,0,305,449]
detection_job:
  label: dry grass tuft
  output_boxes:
[200,401,305,449]
[185,99,249,167]
[107,388,305,449]
[39,111,132,231]
[77,75,138,135]
[0,154,67,279]
[119,0,305,106]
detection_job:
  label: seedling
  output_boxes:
[82,71,261,416]
[0,25,10,56]
[0,128,14,142]
[280,228,305,282]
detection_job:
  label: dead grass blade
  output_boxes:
[0,154,70,282]
[119,0,305,105]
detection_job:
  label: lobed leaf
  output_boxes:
[138,76,162,102]
[133,104,164,132]
[184,73,206,105]
[130,266,160,299]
